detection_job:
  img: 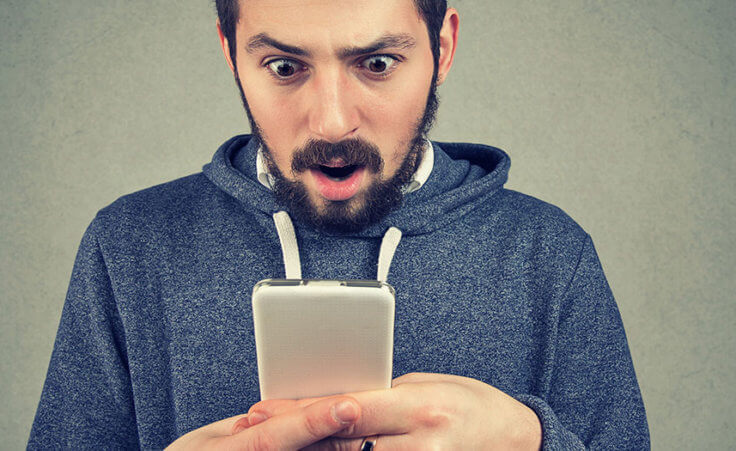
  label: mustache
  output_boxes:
[291,138,384,174]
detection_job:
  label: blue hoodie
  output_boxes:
[29,135,649,449]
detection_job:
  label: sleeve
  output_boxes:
[27,219,140,449]
[516,235,650,450]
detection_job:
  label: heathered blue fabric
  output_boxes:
[29,135,649,449]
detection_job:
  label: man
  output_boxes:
[29,0,649,449]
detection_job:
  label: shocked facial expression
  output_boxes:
[219,0,455,232]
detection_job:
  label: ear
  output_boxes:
[216,19,236,74]
[436,8,459,86]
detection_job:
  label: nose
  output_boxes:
[307,68,360,143]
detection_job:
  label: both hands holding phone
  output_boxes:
[167,372,542,450]
[167,280,541,449]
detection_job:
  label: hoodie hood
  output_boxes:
[203,134,510,238]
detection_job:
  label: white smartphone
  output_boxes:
[251,279,395,400]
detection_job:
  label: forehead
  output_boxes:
[237,0,426,51]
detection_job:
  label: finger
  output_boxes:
[301,436,363,451]
[230,409,288,435]
[232,396,361,450]
[233,395,363,435]
[327,388,415,438]
[207,413,249,436]
[231,415,256,435]
[248,396,321,419]
[392,372,464,386]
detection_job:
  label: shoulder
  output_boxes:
[475,189,591,271]
[478,188,588,242]
[90,172,225,245]
[500,189,585,235]
[99,172,210,217]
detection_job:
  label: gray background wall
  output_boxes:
[1,0,733,449]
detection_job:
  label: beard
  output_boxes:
[233,69,439,233]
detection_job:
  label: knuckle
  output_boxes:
[413,404,452,430]
[245,429,279,451]
[333,438,359,451]
[337,421,357,437]
[303,410,329,439]
[316,437,355,451]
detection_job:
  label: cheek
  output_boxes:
[371,74,429,125]
[238,72,301,168]
[366,71,433,164]
[242,85,292,136]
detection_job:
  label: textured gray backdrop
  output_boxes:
[1,1,734,449]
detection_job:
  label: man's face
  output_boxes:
[229,0,441,232]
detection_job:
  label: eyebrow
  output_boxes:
[245,32,417,59]
[337,33,417,58]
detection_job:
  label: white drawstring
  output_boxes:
[377,227,402,282]
[272,211,402,282]
[272,211,302,279]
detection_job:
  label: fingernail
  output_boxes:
[248,412,268,426]
[232,424,246,434]
[332,400,358,424]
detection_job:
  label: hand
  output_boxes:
[165,395,360,450]
[247,373,542,450]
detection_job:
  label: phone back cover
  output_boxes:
[252,281,395,400]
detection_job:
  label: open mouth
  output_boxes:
[309,163,367,201]
[316,164,362,181]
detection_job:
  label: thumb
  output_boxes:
[232,396,360,450]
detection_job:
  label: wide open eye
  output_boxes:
[360,55,399,75]
[265,58,305,79]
